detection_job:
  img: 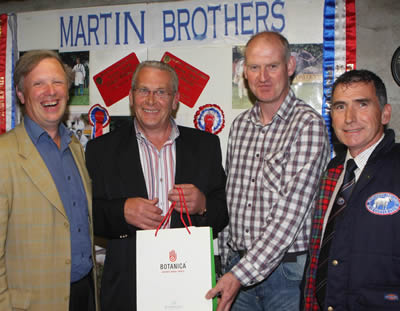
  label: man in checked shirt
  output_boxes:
[206,31,330,310]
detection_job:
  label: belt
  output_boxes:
[238,250,307,263]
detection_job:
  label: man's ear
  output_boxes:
[129,89,134,108]
[287,55,296,77]
[172,92,180,111]
[381,103,392,125]
[16,86,25,104]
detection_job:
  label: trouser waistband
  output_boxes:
[237,250,307,263]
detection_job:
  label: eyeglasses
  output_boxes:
[133,87,172,99]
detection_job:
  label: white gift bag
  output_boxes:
[136,226,216,310]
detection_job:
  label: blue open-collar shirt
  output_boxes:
[24,116,92,282]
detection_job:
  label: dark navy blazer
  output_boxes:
[325,130,400,310]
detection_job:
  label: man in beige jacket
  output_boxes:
[0,50,97,311]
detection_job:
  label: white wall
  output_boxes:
[3,0,400,137]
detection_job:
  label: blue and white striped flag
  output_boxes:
[322,0,356,154]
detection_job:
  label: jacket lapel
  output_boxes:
[175,127,195,184]
[15,123,67,219]
[175,132,184,184]
[118,123,148,198]
[351,132,394,195]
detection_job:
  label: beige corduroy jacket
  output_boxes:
[0,121,98,311]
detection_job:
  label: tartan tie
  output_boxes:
[315,158,357,308]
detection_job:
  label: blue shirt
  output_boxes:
[24,116,92,282]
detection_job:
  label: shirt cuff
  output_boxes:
[230,258,260,287]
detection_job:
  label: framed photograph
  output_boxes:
[59,51,90,105]
[391,47,400,86]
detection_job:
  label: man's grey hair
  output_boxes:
[131,60,179,93]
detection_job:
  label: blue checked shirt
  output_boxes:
[219,89,330,286]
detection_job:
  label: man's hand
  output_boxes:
[123,197,163,229]
[205,272,241,311]
[168,184,206,215]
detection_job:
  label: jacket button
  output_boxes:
[328,307,334,311]
[65,259,71,264]
[332,259,339,266]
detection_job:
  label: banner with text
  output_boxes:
[18,0,324,52]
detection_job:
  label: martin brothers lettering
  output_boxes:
[59,0,285,50]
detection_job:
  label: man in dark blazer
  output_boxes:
[85,60,228,311]
[304,70,400,310]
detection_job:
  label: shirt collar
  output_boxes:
[345,133,385,174]
[134,117,180,145]
[249,88,296,126]
[24,115,72,148]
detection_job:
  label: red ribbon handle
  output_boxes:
[155,187,192,236]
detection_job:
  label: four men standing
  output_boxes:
[1,31,397,311]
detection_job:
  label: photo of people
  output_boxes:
[232,46,252,109]
[64,112,91,149]
[59,51,90,105]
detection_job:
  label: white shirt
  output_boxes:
[135,118,179,227]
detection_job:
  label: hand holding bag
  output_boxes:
[136,187,217,310]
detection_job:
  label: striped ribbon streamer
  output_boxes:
[322,0,356,155]
[0,14,18,135]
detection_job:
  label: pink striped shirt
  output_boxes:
[134,119,179,227]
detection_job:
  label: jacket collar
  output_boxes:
[15,122,67,219]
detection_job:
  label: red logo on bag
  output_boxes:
[169,250,177,262]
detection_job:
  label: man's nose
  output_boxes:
[259,67,270,82]
[345,106,356,123]
[146,91,156,104]
[45,83,56,95]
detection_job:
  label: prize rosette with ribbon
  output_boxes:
[193,104,225,135]
[88,104,110,139]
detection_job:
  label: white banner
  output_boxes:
[18,0,323,52]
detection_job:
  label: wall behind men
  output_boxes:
[356,0,400,135]
[4,0,327,164]
[1,0,400,136]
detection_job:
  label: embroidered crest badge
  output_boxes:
[365,192,400,216]
[384,293,399,301]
